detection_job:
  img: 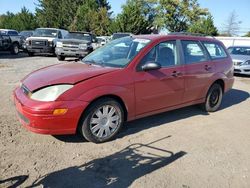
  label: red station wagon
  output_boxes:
[13,34,234,143]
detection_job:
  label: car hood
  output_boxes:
[59,39,90,44]
[22,63,118,91]
[230,55,250,62]
[26,36,55,42]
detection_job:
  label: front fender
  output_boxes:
[77,85,136,121]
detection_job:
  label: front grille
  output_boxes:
[21,84,31,96]
[62,44,79,49]
[234,69,241,72]
[17,110,30,124]
[63,41,80,45]
[31,40,47,46]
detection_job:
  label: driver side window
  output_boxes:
[58,31,62,39]
[139,40,177,68]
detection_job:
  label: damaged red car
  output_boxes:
[13,34,234,143]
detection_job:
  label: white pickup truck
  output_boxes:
[25,28,68,56]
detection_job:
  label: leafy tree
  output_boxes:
[152,0,208,32]
[71,0,111,35]
[244,32,250,37]
[36,0,84,29]
[14,7,38,30]
[115,0,155,34]
[188,15,218,36]
[0,7,37,31]
[0,12,16,29]
[222,11,241,36]
[90,7,111,35]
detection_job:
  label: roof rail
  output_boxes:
[168,32,207,37]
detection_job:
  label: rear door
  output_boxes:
[181,40,214,103]
[134,40,185,115]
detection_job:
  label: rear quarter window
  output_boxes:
[203,42,228,59]
[181,40,208,64]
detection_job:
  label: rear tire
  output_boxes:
[57,55,65,61]
[28,52,34,56]
[79,98,124,143]
[11,43,19,55]
[201,83,223,112]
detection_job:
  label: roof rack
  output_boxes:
[168,32,207,37]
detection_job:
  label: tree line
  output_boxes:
[0,0,247,36]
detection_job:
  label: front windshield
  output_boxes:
[20,31,33,37]
[228,47,250,56]
[65,33,91,41]
[33,29,58,37]
[112,33,130,40]
[83,36,151,68]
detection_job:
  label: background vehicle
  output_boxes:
[112,32,132,40]
[19,30,34,39]
[228,46,250,75]
[0,29,22,54]
[97,36,109,46]
[14,34,234,143]
[55,32,96,61]
[25,28,68,56]
[19,30,34,50]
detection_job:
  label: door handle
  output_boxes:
[171,71,182,77]
[205,65,212,71]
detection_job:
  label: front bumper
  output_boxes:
[234,65,250,75]
[55,47,90,57]
[13,87,89,135]
[26,46,55,54]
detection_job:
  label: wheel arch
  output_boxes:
[212,79,225,93]
[77,94,128,132]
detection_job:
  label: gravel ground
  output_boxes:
[0,52,250,188]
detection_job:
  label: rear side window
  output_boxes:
[8,31,18,36]
[58,31,62,39]
[203,42,227,59]
[181,41,208,64]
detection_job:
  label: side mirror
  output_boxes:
[141,61,161,71]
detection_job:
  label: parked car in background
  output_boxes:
[25,28,68,56]
[97,36,109,46]
[0,33,20,54]
[19,30,34,50]
[0,29,22,54]
[19,30,34,40]
[55,31,97,61]
[14,34,234,143]
[112,32,132,40]
[228,46,250,75]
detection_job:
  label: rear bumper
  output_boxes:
[55,47,89,57]
[13,87,89,135]
[27,46,54,54]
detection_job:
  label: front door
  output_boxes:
[134,40,185,116]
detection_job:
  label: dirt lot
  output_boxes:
[0,52,250,188]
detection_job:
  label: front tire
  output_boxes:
[201,83,223,112]
[28,52,34,56]
[57,55,65,61]
[11,43,19,55]
[79,98,124,143]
